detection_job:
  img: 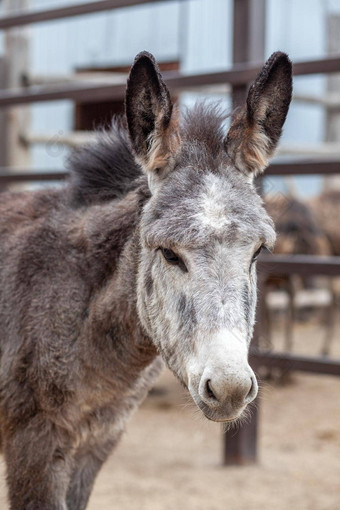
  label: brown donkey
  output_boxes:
[0,51,292,509]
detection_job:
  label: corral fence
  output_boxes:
[0,0,339,466]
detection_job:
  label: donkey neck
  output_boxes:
[80,185,158,382]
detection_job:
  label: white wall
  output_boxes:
[0,0,337,196]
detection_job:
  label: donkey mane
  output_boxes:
[181,102,230,153]
[68,117,142,207]
[68,103,230,207]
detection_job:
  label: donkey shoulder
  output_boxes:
[0,189,62,236]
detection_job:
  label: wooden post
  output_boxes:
[223,0,266,466]
[223,402,259,465]
[0,58,9,192]
[3,0,31,169]
[0,58,9,166]
[324,14,340,192]
[231,0,265,109]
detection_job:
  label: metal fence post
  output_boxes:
[223,0,266,466]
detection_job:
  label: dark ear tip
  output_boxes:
[267,51,292,74]
[128,51,160,82]
[248,51,292,103]
[133,51,157,67]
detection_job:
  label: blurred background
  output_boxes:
[0,1,339,509]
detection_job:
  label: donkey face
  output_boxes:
[127,51,292,422]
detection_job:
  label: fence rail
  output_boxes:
[1,158,339,184]
[0,170,67,183]
[258,254,340,276]
[0,55,340,108]
[0,0,171,30]
[250,350,340,377]
[266,159,340,175]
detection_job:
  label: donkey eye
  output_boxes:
[161,248,178,263]
[251,245,264,264]
[159,248,188,272]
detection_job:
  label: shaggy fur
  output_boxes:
[0,51,292,510]
[68,118,143,206]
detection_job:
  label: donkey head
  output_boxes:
[127,51,292,422]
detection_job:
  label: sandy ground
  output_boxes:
[0,318,340,510]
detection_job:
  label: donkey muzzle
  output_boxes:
[187,329,258,422]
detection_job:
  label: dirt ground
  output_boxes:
[0,318,339,510]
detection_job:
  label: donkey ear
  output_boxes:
[225,52,292,178]
[126,51,180,183]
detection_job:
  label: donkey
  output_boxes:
[0,51,292,509]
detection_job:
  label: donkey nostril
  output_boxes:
[206,379,218,401]
[246,376,256,401]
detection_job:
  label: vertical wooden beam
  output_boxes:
[0,58,9,192]
[223,0,266,466]
[232,0,265,109]
[324,13,340,192]
[3,0,31,168]
[0,58,9,167]
[223,401,259,465]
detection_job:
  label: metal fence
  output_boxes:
[0,0,339,465]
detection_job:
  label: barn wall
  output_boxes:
[0,0,339,197]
